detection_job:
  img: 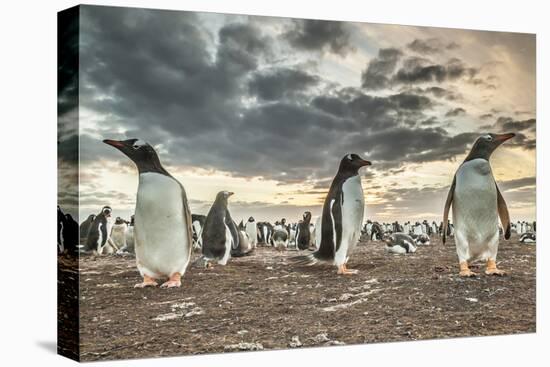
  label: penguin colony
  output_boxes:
[59,132,536,288]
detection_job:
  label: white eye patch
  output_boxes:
[133,139,147,148]
[482,134,492,141]
[347,154,352,160]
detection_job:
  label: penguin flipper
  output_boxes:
[227,217,240,251]
[179,184,194,256]
[442,175,456,244]
[496,183,511,240]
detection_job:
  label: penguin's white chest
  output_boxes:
[334,175,365,264]
[134,172,190,277]
[453,159,499,260]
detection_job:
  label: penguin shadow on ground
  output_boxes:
[35,340,57,354]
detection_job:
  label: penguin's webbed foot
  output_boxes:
[134,275,158,288]
[485,259,506,276]
[160,273,182,288]
[458,262,478,277]
[337,264,358,275]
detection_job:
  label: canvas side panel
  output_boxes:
[57,5,80,362]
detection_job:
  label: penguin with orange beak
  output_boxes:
[200,191,240,266]
[443,133,515,277]
[103,138,193,288]
[294,154,371,275]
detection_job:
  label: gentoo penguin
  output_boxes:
[110,217,128,252]
[79,214,96,245]
[200,191,240,266]
[443,133,514,277]
[245,216,258,249]
[85,206,112,254]
[257,222,273,246]
[414,233,430,246]
[57,206,78,254]
[57,206,65,253]
[104,138,193,288]
[294,154,371,275]
[309,222,316,250]
[370,222,384,241]
[519,232,536,244]
[272,227,289,251]
[384,233,417,254]
[296,211,312,250]
[126,215,135,253]
[191,214,206,250]
[233,225,254,257]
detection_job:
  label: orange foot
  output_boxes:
[485,259,506,276]
[161,272,182,288]
[134,275,158,288]
[459,261,478,277]
[337,264,358,275]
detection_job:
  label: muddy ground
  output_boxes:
[60,236,536,361]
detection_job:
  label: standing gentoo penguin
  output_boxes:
[296,211,312,250]
[104,139,193,288]
[124,215,135,254]
[110,217,128,252]
[79,214,96,245]
[245,217,258,249]
[200,191,240,266]
[443,133,514,277]
[57,206,79,254]
[272,226,289,250]
[191,214,206,250]
[294,154,371,275]
[85,206,112,254]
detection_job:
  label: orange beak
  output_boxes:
[494,133,515,142]
[103,139,126,148]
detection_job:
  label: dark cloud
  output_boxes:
[500,176,536,191]
[445,107,466,117]
[361,48,403,90]
[495,117,536,134]
[248,68,320,101]
[407,38,460,54]
[393,57,478,85]
[76,6,534,221]
[480,113,494,120]
[285,19,354,55]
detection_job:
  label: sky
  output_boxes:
[57,5,536,224]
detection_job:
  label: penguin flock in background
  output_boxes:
[85,206,112,254]
[59,131,533,287]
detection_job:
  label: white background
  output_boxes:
[0,0,546,365]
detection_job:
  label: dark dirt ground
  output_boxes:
[59,235,536,362]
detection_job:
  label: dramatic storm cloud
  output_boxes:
[71,5,536,223]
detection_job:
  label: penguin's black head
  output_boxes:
[303,211,312,222]
[215,191,234,205]
[103,138,168,175]
[339,153,372,176]
[248,216,255,222]
[115,217,125,225]
[465,133,515,162]
[101,206,112,218]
